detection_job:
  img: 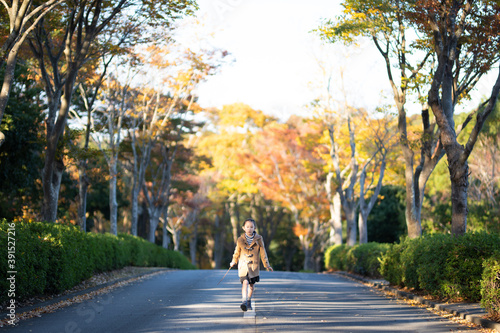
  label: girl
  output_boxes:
[230,218,273,311]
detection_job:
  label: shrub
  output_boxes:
[480,254,500,321]
[0,220,50,300]
[324,244,348,271]
[345,243,390,278]
[379,232,500,301]
[324,243,389,278]
[0,220,194,305]
[379,239,405,286]
[439,232,500,301]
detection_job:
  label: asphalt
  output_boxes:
[336,271,500,332]
[1,269,499,332]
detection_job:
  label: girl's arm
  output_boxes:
[259,238,273,271]
[230,239,241,267]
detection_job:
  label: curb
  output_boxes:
[334,271,500,332]
[1,268,170,318]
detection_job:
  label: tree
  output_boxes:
[27,0,195,222]
[248,118,329,271]
[357,115,395,243]
[92,73,132,235]
[196,103,276,244]
[310,56,397,245]
[70,56,113,232]
[415,0,500,235]
[317,0,445,238]
[0,0,62,148]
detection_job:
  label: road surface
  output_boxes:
[3,270,484,333]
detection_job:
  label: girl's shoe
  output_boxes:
[247,299,252,310]
[240,301,247,311]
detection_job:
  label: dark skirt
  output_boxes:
[240,275,260,285]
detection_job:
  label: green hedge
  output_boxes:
[379,232,500,302]
[325,233,500,314]
[480,253,500,320]
[325,242,389,278]
[0,220,194,304]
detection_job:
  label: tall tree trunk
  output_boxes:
[327,119,358,245]
[300,233,315,272]
[344,208,357,246]
[131,185,140,236]
[77,160,89,231]
[449,149,469,235]
[212,214,224,269]
[189,223,198,266]
[41,63,78,222]
[326,172,342,245]
[227,197,240,244]
[109,159,118,235]
[297,218,325,272]
[162,216,170,249]
[171,227,181,251]
[148,210,161,243]
[41,157,64,222]
[0,48,18,148]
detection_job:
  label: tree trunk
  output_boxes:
[300,236,315,272]
[148,210,161,243]
[0,47,18,148]
[109,159,118,235]
[189,224,198,266]
[41,157,64,222]
[162,218,170,249]
[345,208,357,246]
[77,160,89,232]
[228,198,240,244]
[41,64,77,222]
[213,214,224,269]
[449,150,469,235]
[131,185,140,236]
[326,172,342,245]
[358,211,367,244]
[130,131,150,236]
[172,227,181,251]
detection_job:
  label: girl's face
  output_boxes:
[243,221,255,235]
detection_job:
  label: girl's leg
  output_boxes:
[248,283,254,299]
[241,279,249,301]
[247,283,255,310]
[240,279,249,311]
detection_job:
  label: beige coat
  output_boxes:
[232,233,271,278]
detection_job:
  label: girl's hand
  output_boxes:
[267,266,273,272]
[230,261,236,267]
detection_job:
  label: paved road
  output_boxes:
[4,270,483,333]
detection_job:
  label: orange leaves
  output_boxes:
[293,223,309,238]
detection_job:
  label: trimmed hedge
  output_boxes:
[325,244,349,271]
[325,242,389,278]
[325,233,500,316]
[379,232,500,302]
[480,253,500,320]
[0,220,194,304]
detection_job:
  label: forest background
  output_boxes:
[0,0,499,273]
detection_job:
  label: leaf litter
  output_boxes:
[0,266,166,327]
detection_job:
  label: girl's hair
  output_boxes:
[243,218,256,227]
